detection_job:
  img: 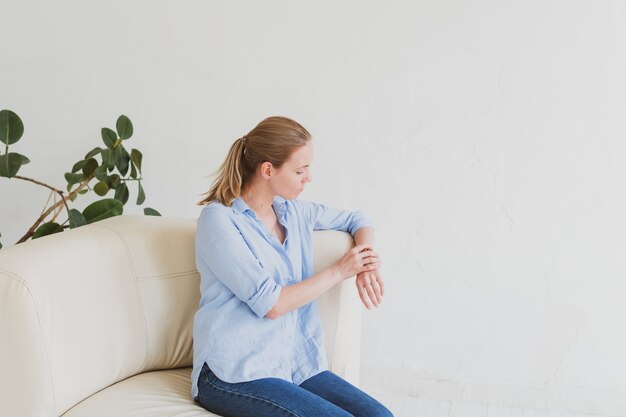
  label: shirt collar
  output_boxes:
[272,195,287,213]
[231,195,288,216]
[231,197,250,214]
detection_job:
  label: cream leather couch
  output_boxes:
[0,215,362,417]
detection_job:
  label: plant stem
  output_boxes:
[14,175,72,224]
[15,174,94,244]
[14,175,63,194]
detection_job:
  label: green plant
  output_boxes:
[0,109,160,249]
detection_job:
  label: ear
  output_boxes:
[260,161,274,179]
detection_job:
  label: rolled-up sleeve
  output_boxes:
[299,200,374,234]
[196,207,282,318]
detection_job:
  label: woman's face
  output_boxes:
[270,140,313,200]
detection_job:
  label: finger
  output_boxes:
[377,274,385,296]
[363,257,381,266]
[371,277,383,304]
[364,280,379,307]
[353,244,372,253]
[359,253,380,264]
[356,281,372,309]
[362,262,381,272]
[358,250,379,261]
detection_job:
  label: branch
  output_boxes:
[13,175,63,194]
[13,175,72,235]
[15,175,94,244]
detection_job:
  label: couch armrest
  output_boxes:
[314,231,362,387]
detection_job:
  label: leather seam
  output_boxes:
[0,270,57,413]
[135,270,198,281]
[91,224,152,371]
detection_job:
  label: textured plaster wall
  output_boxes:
[2,1,626,415]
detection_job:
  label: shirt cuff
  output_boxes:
[348,211,375,235]
[247,279,283,318]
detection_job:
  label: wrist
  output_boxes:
[329,264,343,283]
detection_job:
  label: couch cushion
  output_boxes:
[62,368,214,417]
[92,216,200,371]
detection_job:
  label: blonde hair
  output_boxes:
[198,116,311,206]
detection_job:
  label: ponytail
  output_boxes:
[197,137,247,206]
[198,116,311,206]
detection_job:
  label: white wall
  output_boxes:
[2,1,626,415]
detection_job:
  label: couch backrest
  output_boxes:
[0,215,358,417]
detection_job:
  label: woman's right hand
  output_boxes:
[332,244,381,280]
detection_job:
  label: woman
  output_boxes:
[193,116,393,417]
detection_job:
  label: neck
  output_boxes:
[241,184,275,218]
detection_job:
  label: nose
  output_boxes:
[304,172,312,183]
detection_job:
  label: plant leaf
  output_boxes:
[64,172,83,187]
[68,209,87,229]
[94,165,107,182]
[0,153,28,178]
[82,158,98,178]
[82,199,123,224]
[114,146,130,176]
[114,182,129,205]
[72,160,86,173]
[136,181,145,205]
[106,174,121,189]
[116,115,133,140]
[85,146,102,159]
[101,148,114,170]
[93,181,109,196]
[143,207,161,216]
[130,149,142,173]
[32,222,63,239]
[101,128,117,149]
[0,110,24,145]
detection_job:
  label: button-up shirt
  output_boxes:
[191,196,373,398]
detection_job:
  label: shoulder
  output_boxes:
[198,201,237,229]
[286,198,317,216]
[199,200,232,216]
[288,198,315,211]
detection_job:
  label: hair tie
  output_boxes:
[241,135,248,145]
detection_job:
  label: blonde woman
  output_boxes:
[193,116,392,417]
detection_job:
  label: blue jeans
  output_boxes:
[195,363,393,417]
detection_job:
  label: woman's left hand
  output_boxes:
[355,268,384,309]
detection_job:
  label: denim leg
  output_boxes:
[299,371,394,417]
[196,363,353,417]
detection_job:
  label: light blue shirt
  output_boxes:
[191,196,373,398]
